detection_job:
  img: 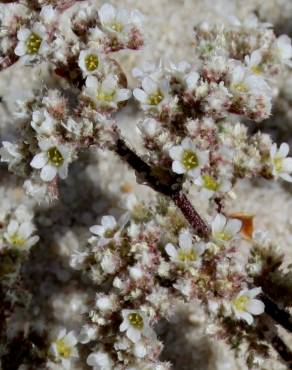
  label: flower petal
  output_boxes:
[40,164,57,182]
[30,152,48,169]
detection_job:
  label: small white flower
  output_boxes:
[133,76,169,110]
[165,229,206,267]
[169,138,209,179]
[0,141,22,166]
[30,139,72,182]
[40,5,57,25]
[90,215,117,240]
[211,214,242,243]
[98,3,142,37]
[49,329,78,369]
[245,50,263,75]
[4,220,39,251]
[194,174,232,199]
[31,109,56,135]
[15,23,49,58]
[78,48,103,76]
[84,75,131,109]
[232,287,265,325]
[70,250,89,270]
[270,142,292,182]
[275,35,292,66]
[78,324,98,344]
[87,351,113,370]
[229,64,271,97]
[96,294,115,312]
[120,309,155,343]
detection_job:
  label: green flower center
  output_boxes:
[147,90,164,105]
[128,313,144,330]
[273,156,283,173]
[233,295,249,311]
[47,147,64,167]
[214,231,231,241]
[10,233,26,247]
[85,54,99,71]
[182,150,198,170]
[178,249,197,262]
[56,339,72,359]
[232,82,248,93]
[202,175,219,191]
[97,89,115,103]
[26,32,42,54]
[251,65,262,75]
[111,22,124,32]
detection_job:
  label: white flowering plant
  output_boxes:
[1,1,292,370]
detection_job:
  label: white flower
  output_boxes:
[78,324,98,344]
[165,229,206,267]
[30,139,72,182]
[40,5,57,25]
[133,76,169,110]
[120,309,155,343]
[70,250,89,270]
[4,220,39,251]
[96,294,115,312]
[232,287,265,325]
[270,142,292,182]
[84,75,131,109]
[275,35,292,65]
[211,214,242,243]
[90,215,117,239]
[229,64,271,97]
[245,50,263,75]
[194,174,231,199]
[0,141,22,166]
[98,3,142,37]
[31,109,56,135]
[169,138,209,179]
[50,329,78,369]
[15,23,49,58]
[78,48,103,76]
[87,351,113,370]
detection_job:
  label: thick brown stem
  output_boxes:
[271,334,292,369]
[261,294,292,333]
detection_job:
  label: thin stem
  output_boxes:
[261,294,292,333]
[271,334,292,369]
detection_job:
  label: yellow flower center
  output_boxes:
[251,65,262,75]
[214,232,231,241]
[233,82,248,93]
[233,295,249,311]
[202,175,219,191]
[147,90,164,106]
[26,32,42,54]
[128,313,144,330]
[10,233,26,247]
[97,89,115,103]
[182,150,198,170]
[273,156,283,173]
[56,339,72,359]
[111,22,124,32]
[85,54,99,72]
[178,249,197,262]
[47,147,64,168]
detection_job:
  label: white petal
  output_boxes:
[119,320,129,332]
[90,225,105,236]
[26,235,39,248]
[116,89,132,102]
[280,173,292,182]
[282,158,292,171]
[57,328,67,340]
[172,160,185,174]
[246,287,262,298]
[169,146,183,160]
[58,163,69,179]
[270,143,277,158]
[127,327,141,343]
[64,331,77,346]
[99,3,116,25]
[165,243,178,259]
[102,215,116,229]
[225,219,242,235]
[212,214,226,234]
[40,164,57,182]
[7,220,18,235]
[103,75,117,92]
[142,77,157,94]
[181,137,194,150]
[247,299,265,315]
[133,88,147,103]
[19,222,33,239]
[14,42,27,56]
[186,71,199,89]
[134,342,146,358]
[179,229,192,250]
[188,167,200,179]
[17,28,30,41]
[279,142,289,157]
[30,152,48,169]
[239,311,254,325]
[86,75,98,89]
